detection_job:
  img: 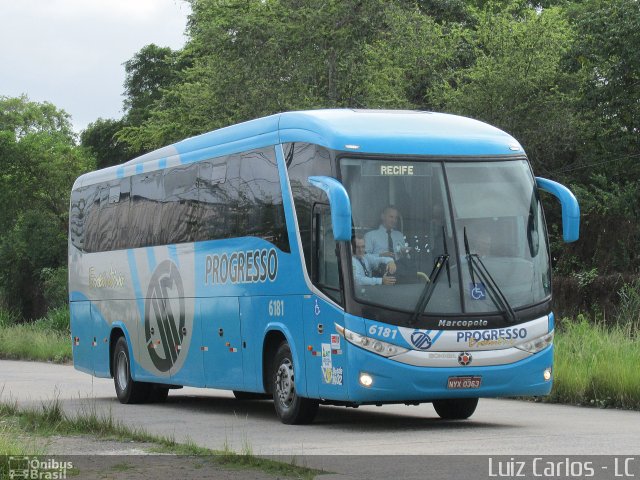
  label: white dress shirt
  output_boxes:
[364,225,405,258]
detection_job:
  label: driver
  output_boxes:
[365,205,407,260]
[352,235,397,286]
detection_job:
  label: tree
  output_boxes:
[429,5,580,175]
[570,0,640,170]
[117,0,403,150]
[81,118,130,169]
[0,96,93,317]
[122,44,184,126]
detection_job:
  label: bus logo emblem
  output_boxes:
[458,352,472,366]
[145,260,186,372]
[411,330,432,350]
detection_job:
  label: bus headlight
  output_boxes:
[515,331,554,354]
[335,324,408,357]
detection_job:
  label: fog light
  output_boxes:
[543,368,552,381]
[359,373,373,387]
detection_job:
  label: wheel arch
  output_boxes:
[261,324,307,397]
[109,322,136,379]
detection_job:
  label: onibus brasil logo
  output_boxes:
[145,260,185,372]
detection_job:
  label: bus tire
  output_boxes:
[271,342,319,424]
[433,398,478,420]
[233,391,270,401]
[113,336,151,404]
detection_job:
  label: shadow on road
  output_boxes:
[82,392,514,432]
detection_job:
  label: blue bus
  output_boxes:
[69,110,579,424]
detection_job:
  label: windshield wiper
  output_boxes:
[409,254,449,325]
[442,226,451,288]
[463,228,517,324]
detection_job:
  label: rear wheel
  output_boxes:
[271,342,319,424]
[113,336,151,404]
[433,398,478,420]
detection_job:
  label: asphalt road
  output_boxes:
[2,360,639,479]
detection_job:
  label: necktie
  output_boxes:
[387,229,394,256]
[357,257,370,277]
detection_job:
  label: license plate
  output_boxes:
[447,376,482,389]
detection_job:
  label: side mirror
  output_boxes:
[307,176,352,241]
[536,177,580,243]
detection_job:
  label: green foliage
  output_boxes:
[550,313,640,409]
[567,175,640,273]
[0,306,71,363]
[0,309,19,328]
[118,0,396,150]
[40,267,68,311]
[0,322,71,363]
[80,118,130,168]
[0,211,66,317]
[358,5,466,109]
[617,278,640,332]
[32,306,70,334]
[571,0,640,163]
[0,96,93,318]
[572,267,598,290]
[0,95,74,140]
[123,44,185,126]
[430,5,580,174]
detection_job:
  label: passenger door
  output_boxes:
[304,204,348,400]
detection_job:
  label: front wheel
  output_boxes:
[433,398,478,420]
[271,342,319,424]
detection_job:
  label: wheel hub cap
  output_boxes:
[116,351,129,390]
[275,359,294,407]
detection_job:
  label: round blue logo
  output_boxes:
[411,330,432,350]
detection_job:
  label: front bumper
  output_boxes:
[345,343,553,403]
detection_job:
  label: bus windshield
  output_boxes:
[340,158,551,318]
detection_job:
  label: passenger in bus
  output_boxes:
[364,205,408,260]
[352,236,397,286]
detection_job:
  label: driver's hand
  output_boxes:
[382,274,396,285]
[386,261,397,275]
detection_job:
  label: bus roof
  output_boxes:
[75,109,523,188]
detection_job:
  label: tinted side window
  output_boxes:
[197,158,236,241]
[236,148,290,252]
[312,203,342,303]
[112,178,131,250]
[70,184,99,251]
[83,185,102,252]
[72,147,289,252]
[197,148,290,252]
[163,164,199,245]
[95,181,121,252]
[130,171,164,248]
[285,143,333,273]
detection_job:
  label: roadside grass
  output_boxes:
[548,315,640,409]
[0,400,43,478]
[0,307,71,363]
[0,398,321,479]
